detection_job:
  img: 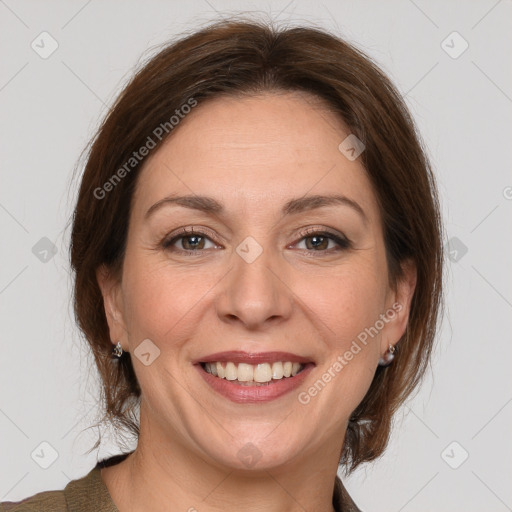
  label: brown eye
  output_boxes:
[304,234,330,251]
[295,230,350,252]
[162,228,218,253]
[180,234,206,250]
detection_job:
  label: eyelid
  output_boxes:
[162,226,223,249]
[289,225,351,249]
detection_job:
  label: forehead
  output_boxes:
[133,92,380,222]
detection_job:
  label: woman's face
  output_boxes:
[100,92,415,472]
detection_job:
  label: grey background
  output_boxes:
[1,1,511,510]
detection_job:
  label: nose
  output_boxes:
[215,246,293,330]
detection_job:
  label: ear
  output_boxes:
[96,264,127,348]
[381,259,417,353]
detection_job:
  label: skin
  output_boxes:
[97,91,416,512]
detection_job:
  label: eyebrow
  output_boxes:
[145,193,367,224]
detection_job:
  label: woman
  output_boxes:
[1,19,443,512]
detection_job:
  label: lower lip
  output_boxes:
[195,363,314,403]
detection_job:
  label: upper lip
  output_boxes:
[193,351,315,365]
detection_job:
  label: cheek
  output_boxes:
[293,259,386,411]
[121,253,219,343]
[297,264,387,346]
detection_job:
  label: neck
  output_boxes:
[101,411,342,512]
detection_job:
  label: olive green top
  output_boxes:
[0,466,117,512]
[1,453,362,511]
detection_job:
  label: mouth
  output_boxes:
[199,360,312,386]
[193,351,315,402]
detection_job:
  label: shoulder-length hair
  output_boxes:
[70,19,443,474]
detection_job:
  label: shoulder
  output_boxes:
[0,488,67,511]
[0,465,115,512]
[0,453,131,512]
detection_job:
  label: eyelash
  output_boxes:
[161,226,351,256]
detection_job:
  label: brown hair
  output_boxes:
[70,19,443,473]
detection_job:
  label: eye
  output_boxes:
[293,228,351,253]
[162,227,219,253]
[161,226,351,255]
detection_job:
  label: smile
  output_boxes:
[201,361,305,385]
[194,351,315,403]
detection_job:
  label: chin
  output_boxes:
[197,431,307,473]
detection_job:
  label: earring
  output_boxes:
[378,344,396,367]
[112,341,124,358]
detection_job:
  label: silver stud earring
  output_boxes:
[112,341,124,358]
[378,344,396,367]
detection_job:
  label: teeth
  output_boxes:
[271,362,284,379]
[216,362,225,378]
[203,361,305,383]
[225,362,237,381]
[237,363,254,382]
[254,363,272,382]
[207,362,217,376]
